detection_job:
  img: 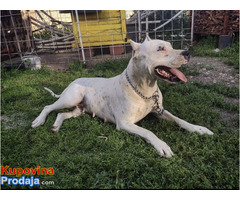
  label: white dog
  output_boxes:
[32,37,213,158]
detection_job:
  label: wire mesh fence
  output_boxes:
[1,10,193,69]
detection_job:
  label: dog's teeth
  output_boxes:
[157,68,171,78]
[162,71,169,77]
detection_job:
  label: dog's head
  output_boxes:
[130,36,189,84]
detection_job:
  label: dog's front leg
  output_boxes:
[117,121,174,158]
[154,110,214,135]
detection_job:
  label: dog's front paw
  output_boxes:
[31,116,45,128]
[191,125,214,135]
[154,140,174,158]
[51,125,60,132]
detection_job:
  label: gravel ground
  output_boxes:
[187,56,239,126]
[187,56,239,87]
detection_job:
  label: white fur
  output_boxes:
[32,38,213,158]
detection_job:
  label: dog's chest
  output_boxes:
[125,99,156,123]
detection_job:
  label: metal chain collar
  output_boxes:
[125,71,164,115]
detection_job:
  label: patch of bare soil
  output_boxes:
[187,57,239,87]
[1,113,28,130]
[187,57,239,127]
[220,112,238,126]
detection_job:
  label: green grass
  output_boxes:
[1,59,239,189]
[191,35,239,69]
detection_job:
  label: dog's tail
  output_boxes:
[44,87,61,98]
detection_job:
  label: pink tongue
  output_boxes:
[169,68,188,83]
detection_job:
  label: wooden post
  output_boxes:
[222,10,230,35]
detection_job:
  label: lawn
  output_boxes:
[1,53,239,189]
[191,35,239,69]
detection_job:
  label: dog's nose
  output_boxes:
[181,50,190,61]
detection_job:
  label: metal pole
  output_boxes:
[153,10,185,32]
[191,10,195,46]
[71,11,81,62]
[138,10,141,42]
[146,10,149,37]
[180,11,184,49]
[154,11,157,39]
[162,11,165,40]
[171,10,173,45]
[75,10,86,64]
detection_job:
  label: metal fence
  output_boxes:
[1,10,193,69]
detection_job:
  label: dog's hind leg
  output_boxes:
[32,83,85,129]
[153,109,214,135]
[51,106,82,132]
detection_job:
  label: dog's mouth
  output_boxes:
[154,66,187,83]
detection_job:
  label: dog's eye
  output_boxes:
[157,46,165,51]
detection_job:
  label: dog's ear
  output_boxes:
[144,35,151,42]
[130,40,140,51]
[130,40,140,58]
